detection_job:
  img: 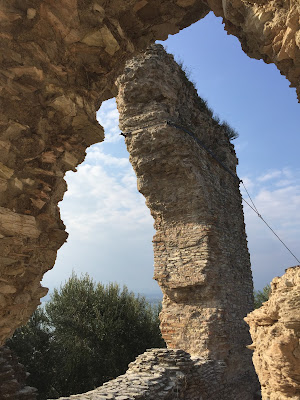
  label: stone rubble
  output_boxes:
[51,348,228,400]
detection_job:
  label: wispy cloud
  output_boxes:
[45,151,157,294]
[86,145,129,168]
[257,167,292,183]
[241,167,300,288]
[257,170,282,182]
[96,99,122,143]
[43,100,159,295]
[63,163,152,239]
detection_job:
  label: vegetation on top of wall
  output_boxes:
[219,121,239,141]
[177,58,239,142]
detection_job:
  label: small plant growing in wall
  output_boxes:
[177,58,239,142]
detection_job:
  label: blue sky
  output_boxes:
[42,12,300,297]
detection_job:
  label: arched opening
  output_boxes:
[42,98,161,300]
[1,1,299,398]
[43,12,299,301]
[34,12,298,400]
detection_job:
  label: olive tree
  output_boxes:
[8,273,164,399]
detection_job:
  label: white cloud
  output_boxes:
[43,99,159,296]
[62,163,152,239]
[242,167,300,289]
[96,99,122,143]
[257,170,283,182]
[44,156,158,295]
[86,145,129,167]
[257,167,292,183]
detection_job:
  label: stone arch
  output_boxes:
[0,0,299,394]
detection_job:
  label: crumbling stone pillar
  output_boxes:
[0,0,299,349]
[116,44,258,398]
[245,266,300,400]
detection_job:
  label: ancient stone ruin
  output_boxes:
[51,268,300,400]
[246,266,300,400]
[47,43,260,400]
[116,44,257,398]
[0,0,299,399]
[51,267,300,400]
[53,349,229,400]
[0,0,299,350]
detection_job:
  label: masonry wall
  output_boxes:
[52,262,300,400]
[0,1,299,398]
[0,0,299,349]
[245,266,300,400]
[51,349,232,400]
[0,0,209,346]
[116,44,258,399]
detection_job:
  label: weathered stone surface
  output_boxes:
[0,0,299,350]
[0,0,209,347]
[245,266,300,400]
[116,44,258,398]
[51,348,229,400]
[0,0,299,398]
[222,0,300,99]
[0,346,37,400]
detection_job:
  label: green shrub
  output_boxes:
[7,273,165,399]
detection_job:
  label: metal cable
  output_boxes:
[241,180,259,214]
[164,120,300,264]
[241,197,300,264]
